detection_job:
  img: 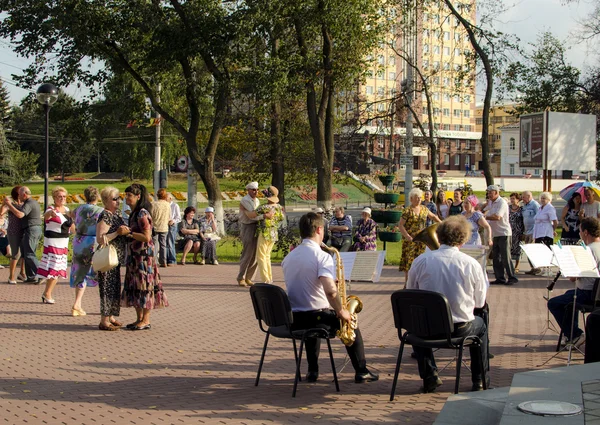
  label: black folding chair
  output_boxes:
[389,290,487,400]
[249,283,339,397]
[556,278,600,351]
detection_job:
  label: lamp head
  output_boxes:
[36,83,59,106]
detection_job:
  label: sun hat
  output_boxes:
[205,207,214,213]
[246,181,259,190]
[362,207,372,215]
[266,186,279,203]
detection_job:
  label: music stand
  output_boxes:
[537,243,597,367]
[520,244,560,348]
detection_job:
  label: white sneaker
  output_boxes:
[213,260,219,265]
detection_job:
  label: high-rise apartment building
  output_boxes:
[337,0,482,175]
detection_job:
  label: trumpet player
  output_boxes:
[282,213,379,384]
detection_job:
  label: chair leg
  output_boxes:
[325,337,340,392]
[292,337,305,397]
[481,344,488,391]
[455,345,464,394]
[556,330,563,352]
[292,339,301,382]
[390,341,405,401]
[255,332,270,386]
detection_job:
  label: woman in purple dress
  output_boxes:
[352,207,377,251]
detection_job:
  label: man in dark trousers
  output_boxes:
[3,186,42,283]
[282,212,378,383]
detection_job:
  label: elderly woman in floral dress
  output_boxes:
[352,207,378,251]
[198,206,219,265]
[398,188,441,283]
[255,186,284,283]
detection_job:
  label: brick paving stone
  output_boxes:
[0,263,584,424]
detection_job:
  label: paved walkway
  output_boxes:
[0,263,585,424]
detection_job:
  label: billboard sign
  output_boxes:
[519,113,544,168]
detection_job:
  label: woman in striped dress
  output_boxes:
[40,187,75,304]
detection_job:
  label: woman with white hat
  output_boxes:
[255,186,284,283]
[351,207,377,251]
[198,207,219,265]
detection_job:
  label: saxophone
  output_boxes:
[321,244,363,346]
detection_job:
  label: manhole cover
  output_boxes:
[517,400,582,417]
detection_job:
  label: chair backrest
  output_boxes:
[390,289,454,341]
[592,278,600,307]
[250,283,294,329]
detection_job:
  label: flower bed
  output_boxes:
[171,191,186,201]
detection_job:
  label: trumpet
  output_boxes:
[321,244,363,346]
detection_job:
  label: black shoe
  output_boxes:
[471,376,491,391]
[421,376,443,393]
[305,371,319,382]
[24,278,41,284]
[355,370,379,383]
[489,353,495,359]
[506,278,518,285]
[490,280,505,285]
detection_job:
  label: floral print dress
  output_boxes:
[399,206,428,272]
[121,209,168,310]
[352,218,377,251]
[509,205,524,260]
[70,203,104,288]
[96,209,126,317]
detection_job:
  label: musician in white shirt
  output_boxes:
[406,215,489,392]
[548,216,600,345]
[282,212,378,384]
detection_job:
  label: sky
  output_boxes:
[0,0,597,105]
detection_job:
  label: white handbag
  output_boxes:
[92,235,119,272]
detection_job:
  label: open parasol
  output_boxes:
[559,180,600,202]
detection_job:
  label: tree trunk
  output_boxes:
[270,101,285,206]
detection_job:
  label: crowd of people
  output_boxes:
[0,184,172,331]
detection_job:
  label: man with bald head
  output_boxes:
[3,186,42,283]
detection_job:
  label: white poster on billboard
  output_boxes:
[545,112,596,172]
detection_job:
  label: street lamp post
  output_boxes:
[36,83,59,213]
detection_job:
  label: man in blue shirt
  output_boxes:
[521,190,541,275]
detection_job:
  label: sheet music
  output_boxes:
[550,245,600,278]
[339,251,386,282]
[520,244,557,268]
[460,245,490,279]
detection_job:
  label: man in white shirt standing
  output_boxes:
[166,194,182,267]
[407,215,489,392]
[486,185,518,285]
[237,182,273,287]
[282,212,378,384]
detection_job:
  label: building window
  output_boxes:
[465,155,470,166]
[433,92,440,100]
[444,154,450,165]
[443,77,450,87]
[377,70,384,80]
[509,137,516,150]
[433,14,440,24]
[377,103,386,112]
[464,125,472,131]
[475,118,483,125]
[366,86,374,94]
[443,108,450,116]
[455,140,460,149]
[463,110,470,118]
[444,47,450,56]
[522,168,528,175]
[454,124,461,131]
[453,109,461,117]
[445,141,451,149]
[509,164,515,175]
[444,31,450,40]
[377,87,384,96]
[444,62,450,70]
[423,29,430,38]
[465,140,471,149]
[534,169,540,175]
[378,136,384,148]
[423,60,429,69]
[454,48,461,56]
[433,107,440,116]
[454,155,460,166]
[434,45,440,54]
[433,76,440,85]
[433,61,440,70]
[443,124,450,130]
[366,104,373,112]
[443,93,451,101]
[388,56,395,65]
[423,44,430,53]
[455,33,461,42]
[389,71,396,80]
[378,55,385,65]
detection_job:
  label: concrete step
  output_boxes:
[433,387,509,425]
